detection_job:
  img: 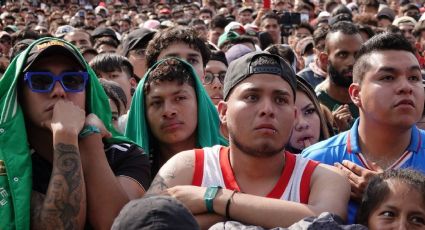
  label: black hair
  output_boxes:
[358,0,380,9]
[94,37,119,50]
[89,53,134,79]
[209,15,229,30]
[357,169,425,226]
[325,21,359,52]
[313,26,329,51]
[200,8,213,17]
[260,12,280,24]
[353,33,414,84]
[295,22,314,36]
[145,26,211,69]
[99,78,127,115]
[209,50,228,67]
[331,4,353,17]
[265,44,296,68]
[357,24,375,40]
[144,58,195,95]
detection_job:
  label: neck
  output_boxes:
[229,144,285,181]
[27,124,54,163]
[324,79,352,104]
[158,135,197,165]
[358,118,412,169]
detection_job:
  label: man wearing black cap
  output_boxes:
[0,38,150,229]
[145,51,349,229]
[121,28,156,79]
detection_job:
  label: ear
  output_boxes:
[318,52,328,66]
[129,77,138,88]
[349,83,362,108]
[217,100,228,126]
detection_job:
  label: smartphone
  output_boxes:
[263,0,271,9]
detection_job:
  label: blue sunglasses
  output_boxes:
[24,71,89,93]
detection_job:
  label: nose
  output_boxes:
[162,100,177,118]
[212,77,223,90]
[397,218,409,230]
[259,98,275,118]
[50,81,66,99]
[294,114,309,131]
[397,77,413,95]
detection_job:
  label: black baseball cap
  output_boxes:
[223,51,297,100]
[121,28,156,57]
[24,39,85,71]
[91,27,119,43]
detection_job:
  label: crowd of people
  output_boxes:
[1,0,425,229]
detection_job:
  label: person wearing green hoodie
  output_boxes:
[126,57,227,177]
[0,37,150,230]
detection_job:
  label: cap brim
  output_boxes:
[25,45,85,71]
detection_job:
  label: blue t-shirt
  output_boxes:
[301,119,425,224]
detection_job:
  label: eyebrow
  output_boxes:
[301,103,314,111]
[148,89,190,100]
[243,87,292,96]
[376,65,421,73]
[165,52,201,58]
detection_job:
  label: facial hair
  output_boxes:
[229,129,286,158]
[328,61,352,88]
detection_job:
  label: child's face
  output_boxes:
[368,179,425,230]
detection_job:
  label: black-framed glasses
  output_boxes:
[204,71,225,84]
[24,71,88,93]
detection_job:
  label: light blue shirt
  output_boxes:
[302,119,425,224]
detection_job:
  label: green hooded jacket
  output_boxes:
[125,58,228,158]
[0,37,135,230]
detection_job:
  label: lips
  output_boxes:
[254,124,277,134]
[394,99,415,108]
[161,120,184,130]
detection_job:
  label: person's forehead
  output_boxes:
[327,32,362,50]
[262,18,279,26]
[146,81,194,97]
[398,23,414,29]
[231,73,292,95]
[159,43,201,58]
[206,60,227,70]
[360,50,419,79]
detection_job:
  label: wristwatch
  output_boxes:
[79,125,101,138]
[204,186,222,213]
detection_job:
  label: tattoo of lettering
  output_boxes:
[31,143,84,230]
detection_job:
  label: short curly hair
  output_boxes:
[145,26,211,69]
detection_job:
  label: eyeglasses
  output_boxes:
[204,71,226,84]
[24,71,88,93]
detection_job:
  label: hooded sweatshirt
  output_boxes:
[0,37,136,230]
[125,58,228,173]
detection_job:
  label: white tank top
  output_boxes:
[191,145,319,204]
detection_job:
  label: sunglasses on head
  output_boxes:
[24,71,89,93]
[204,71,225,85]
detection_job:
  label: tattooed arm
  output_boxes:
[31,141,86,230]
[145,150,196,196]
[30,100,87,230]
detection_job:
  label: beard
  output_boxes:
[328,61,352,88]
[229,129,286,158]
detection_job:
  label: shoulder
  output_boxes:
[311,163,350,196]
[301,132,348,161]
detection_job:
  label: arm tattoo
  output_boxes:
[145,171,175,196]
[31,143,84,230]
